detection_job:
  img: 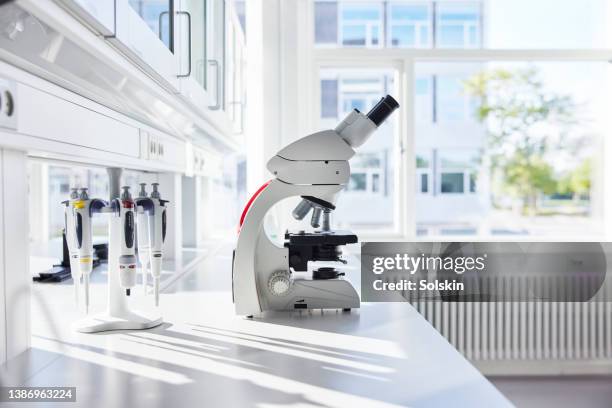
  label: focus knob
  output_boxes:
[268,271,292,296]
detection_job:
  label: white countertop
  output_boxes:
[2,243,511,408]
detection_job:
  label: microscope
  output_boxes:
[233,95,399,316]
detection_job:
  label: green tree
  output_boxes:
[559,159,592,200]
[464,67,578,213]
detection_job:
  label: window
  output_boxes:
[415,76,433,123]
[416,153,431,194]
[372,173,381,192]
[420,174,429,193]
[414,62,606,238]
[436,75,474,122]
[129,0,174,51]
[348,173,367,190]
[469,172,477,193]
[309,1,612,240]
[315,1,338,44]
[340,3,383,47]
[319,68,397,232]
[435,2,481,48]
[315,0,485,49]
[339,76,386,115]
[387,3,431,47]
[321,79,339,117]
[440,172,464,193]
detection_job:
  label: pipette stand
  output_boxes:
[73,168,162,333]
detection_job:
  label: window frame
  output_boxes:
[300,1,612,240]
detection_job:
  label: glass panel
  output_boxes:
[129,0,173,51]
[487,0,610,49]
[342,24,367,46]
[441,173,464,193]
[435,3,481,48]
[372,173,381,192]
[319,68,397,232]
[420,173,429,193]
[415,61,608,238]
[348,173,367,191]
[182,0,206,88]
[390,25,415,47]
[321,79,339,118]
[340,3,382,47]
[437,74,476,122]
[415,76,433,123]
[388,3,430,47]
[314,0,610,49]
[315,1,338,44]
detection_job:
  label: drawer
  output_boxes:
[17,83,140,158]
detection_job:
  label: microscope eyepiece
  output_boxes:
[366,95,399,127]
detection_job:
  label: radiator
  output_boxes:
[402,279,612,375]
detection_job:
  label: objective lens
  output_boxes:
[311,207,323,228]
[292,199,313,220]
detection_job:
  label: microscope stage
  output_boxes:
[284,230,358,246]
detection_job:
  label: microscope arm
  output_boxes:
[233,180,344,315]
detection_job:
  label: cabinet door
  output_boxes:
[176,0,211,110]
[225,0,245,134]
[206,0,225,111]
[56,0,116,35]
[111,0,180,90]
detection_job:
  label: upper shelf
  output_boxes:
[0,0,245,154]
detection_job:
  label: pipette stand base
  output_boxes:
[73,310,162,333]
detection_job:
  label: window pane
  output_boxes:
[487,0,610,49]
[436,3,481,48]
[415,76,433,123]
[319,68,397,232]
[342,25,367,46]
[436,75,475,122]
[314,0,611,49]
[321,79,338,118]
[415,61,608,238]
[420,174,429,193]
[129,0,173,50]
[391,4,428,20]
[441,173,464,193]
[438,25,466,48]
[315,1,338,44]
[348,173,367,191]
[372,173,381,192]
[340,4,382,47]
[388,3,430,48]
[390,25,415,47]
[342,6,380,20]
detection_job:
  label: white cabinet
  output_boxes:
[110,0,180,90]
[225,0,246,134]
[55,0,116,35]
[175,0,224,113]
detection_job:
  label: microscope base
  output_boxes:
[263,279,360,312]
[73,310,162,333]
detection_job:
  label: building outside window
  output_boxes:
[314,0,482,49]
[313,0,610,239]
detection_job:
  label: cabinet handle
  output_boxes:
[177,11,192,77]
[208,59,222,110]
